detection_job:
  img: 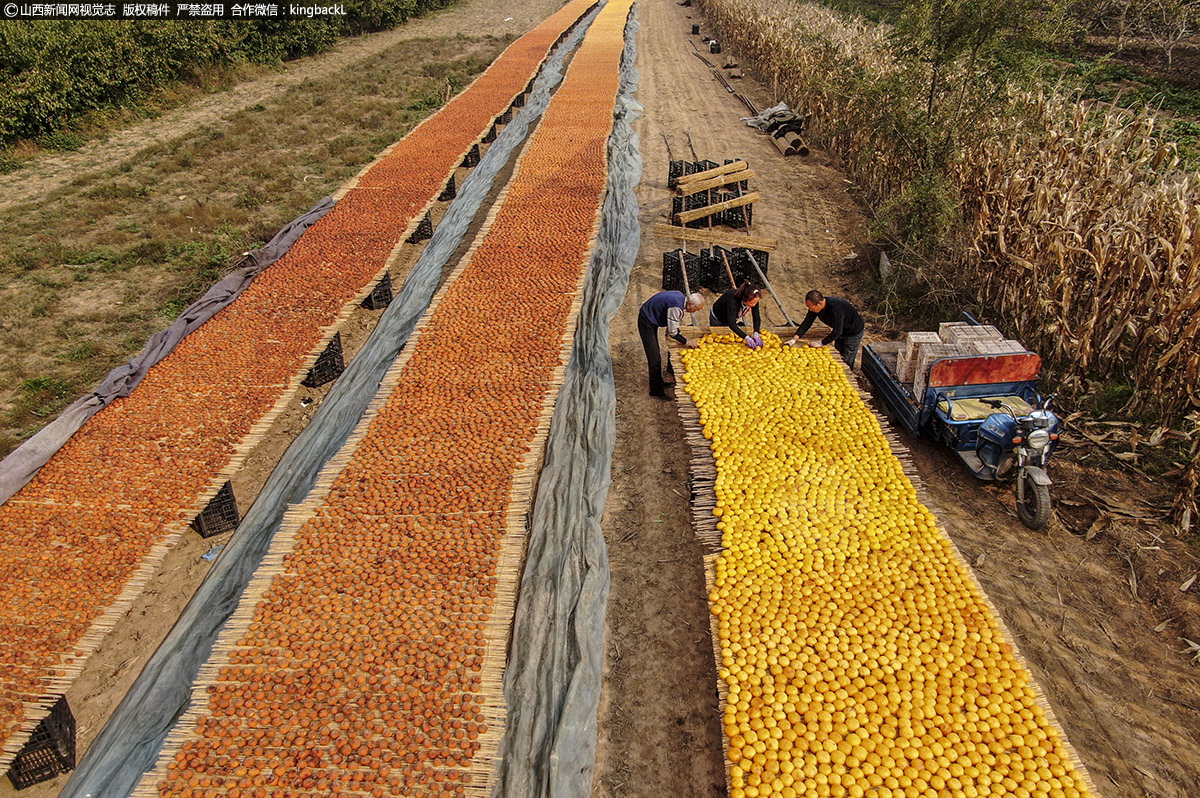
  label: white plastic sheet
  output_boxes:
[491,8,641,797]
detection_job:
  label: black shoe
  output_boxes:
[650,390,672,401]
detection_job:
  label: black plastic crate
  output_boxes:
[701,247,768,289]
[730,248,769,286]
[7,697,75,790]
[667,159,719,189]
[191,481,240,539]
[461,144,480,168]
[512,93,525,109]
[702,246,737,291]
[361,273,393,311]
[688,191,716,229]
[724,158,750,192]
[406,211,434,244]
[438,175,456,202]
[671,189,712,221]
[661,250,703,293]
[499,108,512,125]
[483,123,498,143]
[302,332,346,389]
[667,159,698,188]
[714,187,752,229]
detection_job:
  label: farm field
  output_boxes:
[0,0,1198,797]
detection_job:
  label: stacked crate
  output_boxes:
[897,323,1028,399]
[895,331,941,383]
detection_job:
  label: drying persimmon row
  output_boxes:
[143,3,632,797]
[0,0,598,767]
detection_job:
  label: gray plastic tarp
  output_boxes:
[60,10,601,797]
[491,8,641,797]
[0,198,335,506]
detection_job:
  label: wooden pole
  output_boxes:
[746,250,795,326]
[653,223,777,251]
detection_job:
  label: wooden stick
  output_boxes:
[719,248,737,289]
[653,222,777,251]
[745,249,795,326]
[675,159,747,186]
[678,169,756,197]
[675,192,760,224]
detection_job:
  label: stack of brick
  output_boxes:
[972,339,1027,355]
[912,343,971,399]
[940,322,1002,346]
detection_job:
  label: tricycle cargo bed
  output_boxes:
[863,341,1044,438]
[862,342,922,435]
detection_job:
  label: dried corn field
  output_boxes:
[679,335,1097,798]
[695,0,1200,523]
[128,1,631,796]
[0,0,597,770]
[961,97,1200,522]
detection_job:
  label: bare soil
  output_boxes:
[3,1,1199,797]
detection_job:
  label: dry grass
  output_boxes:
[697,0,1200,524]
[0,34,508,455]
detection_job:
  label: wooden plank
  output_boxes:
[675,192,760,224]
[674,159,748,186]
[928,352,1041,388]
[652,223,777,252]
[679,169,757,197]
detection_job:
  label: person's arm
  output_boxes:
[790,310,817,343]
[665,306,688,345]
[751,303,762,334]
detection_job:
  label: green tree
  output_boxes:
[1143,0,1196,72]
[882,0,1065,250]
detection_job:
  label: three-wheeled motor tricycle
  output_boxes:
[861,329,1062,530]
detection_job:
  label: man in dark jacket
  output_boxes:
[788,290,865,369]
[638,290,704,400]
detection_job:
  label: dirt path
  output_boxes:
[596,1,865,795]
[596,1,1200,797]
[0,0,554,213]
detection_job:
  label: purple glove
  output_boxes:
[744,334,761,350]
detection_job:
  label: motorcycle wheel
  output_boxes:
[1016,471,1052,530]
